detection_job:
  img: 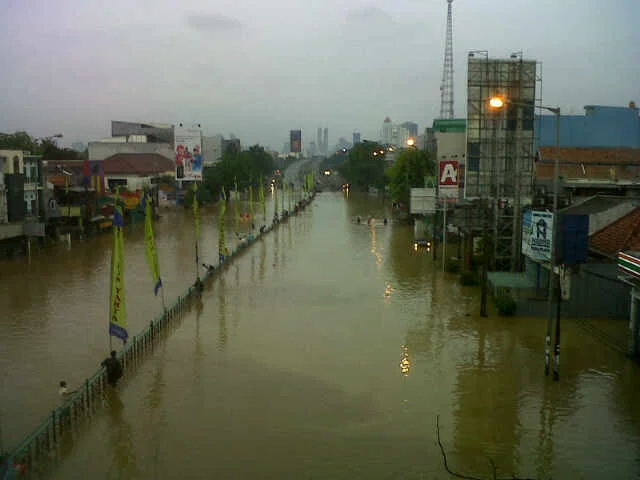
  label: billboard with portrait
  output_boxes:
[522,210,553,261]
[174,126,203,181]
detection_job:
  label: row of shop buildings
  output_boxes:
[419,53,640,354]
[0,120,246,255]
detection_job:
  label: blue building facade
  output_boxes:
[536,104,640,148]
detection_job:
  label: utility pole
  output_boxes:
[548,107,561,381]
[480,200,489,317]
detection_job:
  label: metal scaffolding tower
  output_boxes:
[465,53,541,271]
[439,0,454,119]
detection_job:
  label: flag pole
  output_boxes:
[194,182,201,283]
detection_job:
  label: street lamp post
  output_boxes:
[489,96,561,380]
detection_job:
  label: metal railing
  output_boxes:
[2,193,316,478]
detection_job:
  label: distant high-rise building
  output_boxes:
[290,130,302,153]
[353,132,361,145]
[317,128,322,153]
[336,137,350,151]
[323,128,328,155]
[203,134,224,166]
[401,122,419,139]
[381,117,394,144]
[380,117,411,146]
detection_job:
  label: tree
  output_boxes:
[385,148,435,206]
[0,131,41,154]
[0,131,81,160]
[340,142,386,190]
[319,149,348,172]
[200,144,275,204]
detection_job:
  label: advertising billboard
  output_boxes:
[438,159,459,201]
[174,126,203,181]
[410,188,436,214]
[522,210,553,262]
[290,130,302,153]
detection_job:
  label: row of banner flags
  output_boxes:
[109,176,315,345]
[109,189,165,346]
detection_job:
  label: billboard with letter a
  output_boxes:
[290,130,302,153]
[438,159,459,201]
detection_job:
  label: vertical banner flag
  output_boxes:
[174,125,203,181]
[193,183,200,239]
[274,180,278,213]
[144,195,162,296]
[259,176,266,220]
[219,188,227,262]
[109,202,128,344]
[82,158,89,187]
[234,178,240,233]
[249,180,255,223]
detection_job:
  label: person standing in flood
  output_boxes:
[101,350,123,387]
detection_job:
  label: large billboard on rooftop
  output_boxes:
[174,126,203,181]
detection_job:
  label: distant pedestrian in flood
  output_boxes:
[58,380,75,399]
[101,350,123,387]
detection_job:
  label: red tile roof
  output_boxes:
[535,147,640,182]
[103,153,174,176]
[590,207,640,257]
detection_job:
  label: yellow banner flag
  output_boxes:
[219,188,226,262]
[249,181,254,221]
[259,176,266,220]
[234,178,239,233]
[144,197,162,296]
[109,204,127,344]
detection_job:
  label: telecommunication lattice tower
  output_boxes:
[439,0,454,119]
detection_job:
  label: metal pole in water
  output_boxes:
[553,274,561,381]
[545,107,561,377]
[442,204,447,272]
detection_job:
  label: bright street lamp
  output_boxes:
[488,97,504,109]
[406,138,416,147]
[489,95,562,381]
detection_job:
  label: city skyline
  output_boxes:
[1,0,638,149]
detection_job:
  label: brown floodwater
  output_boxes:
[1,192,639,479]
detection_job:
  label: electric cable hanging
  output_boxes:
[435,415,539,480]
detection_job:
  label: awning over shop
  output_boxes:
[619,251,640,285]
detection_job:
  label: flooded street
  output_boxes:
[2,192,640,479]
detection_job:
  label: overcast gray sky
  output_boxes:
[1,0,639,150]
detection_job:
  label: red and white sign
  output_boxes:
[438,160,459,200]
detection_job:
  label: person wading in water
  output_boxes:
[101,350,123,387]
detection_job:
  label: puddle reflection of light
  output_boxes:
[400,345,410,377]
[370,228,384,270]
